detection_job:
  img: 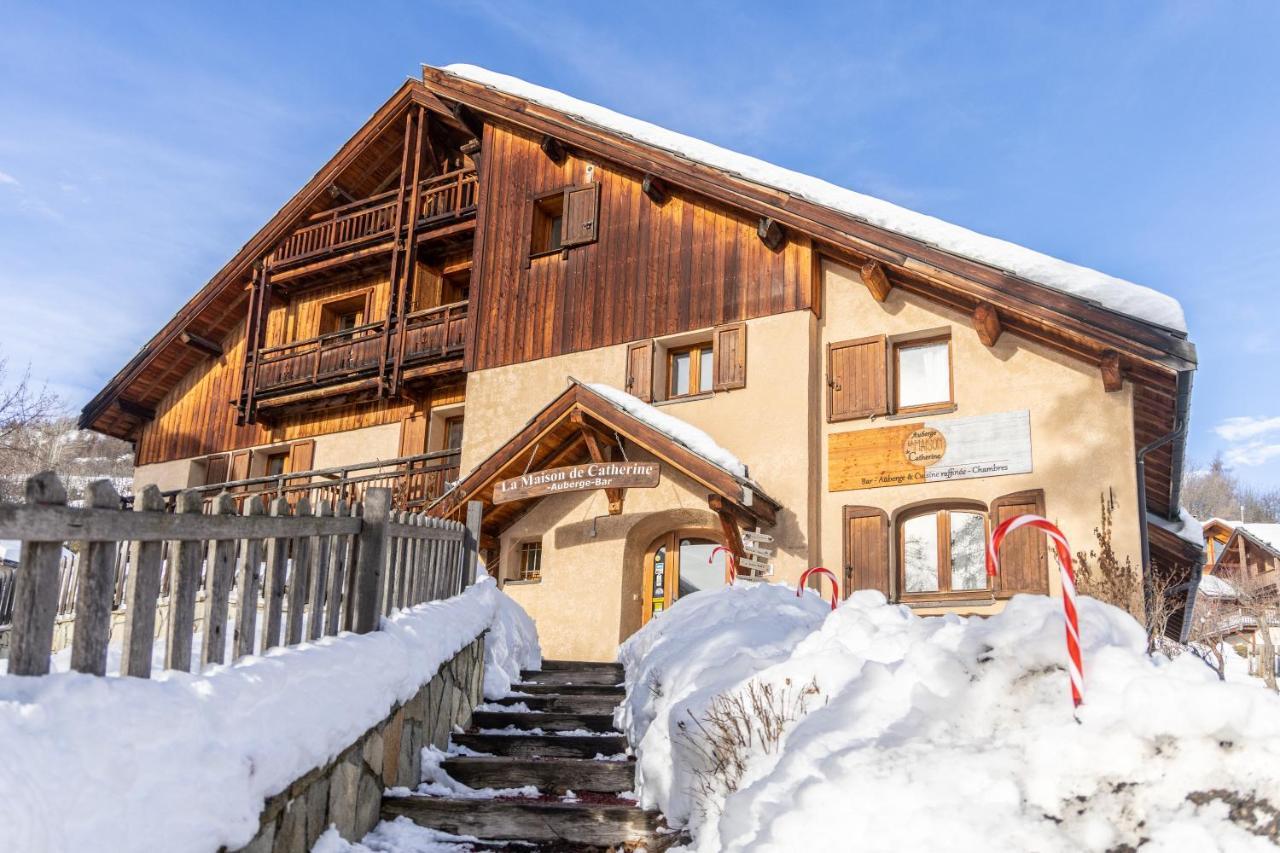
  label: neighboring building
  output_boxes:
[80,65,1198,661]
[1191,520,1279,679]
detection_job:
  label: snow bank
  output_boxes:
[0,577,537,853]
[586,382,750,479]
[621,586,1280,852]
[481,578,541,699]
[441,65,1187,333]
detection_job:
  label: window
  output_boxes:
[445,416,464,452]
[517,540,542,582]
[264,451,289,478]
[668,344,714,399]
[529,183,600,259]
[530,193,564,256]
[319,293,369,335]
[899,505,989,597]
[894,336,952,413]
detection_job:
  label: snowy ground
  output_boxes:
[617,583,1280,852]
[0,576,540,853]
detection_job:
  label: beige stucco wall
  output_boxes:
[132,420,406,493]
[461,311,816,581]
[817,259,1142,614]
[496,449,724,661]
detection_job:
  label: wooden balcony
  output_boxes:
[252,300,467,401]
[267,168,478,271]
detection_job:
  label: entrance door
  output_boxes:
[641,532,728,624]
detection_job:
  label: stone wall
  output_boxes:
[231,633,486,853]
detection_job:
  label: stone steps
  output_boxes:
[488,694,621,715]
[382,660,673,849]
[471,710,618,733]
[440,756,635,795]
[382,796,669,848]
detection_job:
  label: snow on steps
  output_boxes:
[487,693,622,714]
[384,660,679,849]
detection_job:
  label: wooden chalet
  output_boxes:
[81,64,1198,659]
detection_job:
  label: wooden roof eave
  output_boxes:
[431,381,778,532]
[419,65,1195,374]
[79,80,468,437]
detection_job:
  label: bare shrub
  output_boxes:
[1075,490,1143,620]
[676,677,822,810]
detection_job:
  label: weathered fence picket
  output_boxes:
[0,474,480,681]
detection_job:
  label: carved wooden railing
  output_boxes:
[251,301,467,397]
[267,168,478,269]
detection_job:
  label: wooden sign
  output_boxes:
[493,461,660,504]
[829,410,1032,492]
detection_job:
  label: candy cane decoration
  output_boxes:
[797,567,840,611]
[986,515,1083,708]
[710,546,737,586]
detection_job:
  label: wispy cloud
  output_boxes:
[1215,416,1280,442]
[1224,442,1280,468]
[0,170,18,186]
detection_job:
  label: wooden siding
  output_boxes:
[468,125,812,371]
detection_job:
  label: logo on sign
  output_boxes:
[903,427,947,467]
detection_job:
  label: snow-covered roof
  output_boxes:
[1198,573,1238,598]
[440,64,1188,334]
[1147,507,1204,548]
[1237,523,1280,553]
[585,382,749,480]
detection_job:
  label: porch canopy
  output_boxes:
[432,380,779,554]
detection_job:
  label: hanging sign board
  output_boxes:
[493,461,660,504]
[828,410,1032,492]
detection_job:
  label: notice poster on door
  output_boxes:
[828,410,1032,491]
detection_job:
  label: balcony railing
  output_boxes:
[253,300,467,397]
[267,168,478,269]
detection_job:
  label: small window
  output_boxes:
[530,193,565,256]
[517,540,543,582]
[264,451,289,478]
[899,506,989,597]
[445,416,464,452]
[319,293,369,336]
[894,336,952,413]
[668,344,713,399]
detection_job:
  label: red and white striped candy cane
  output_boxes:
[710,546,736,586]
[797,567,840,611]
[986,515,1083,708]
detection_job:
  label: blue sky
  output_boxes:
[1,2,1278,485]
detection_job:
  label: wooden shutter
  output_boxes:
[712,323,747,391]
[844,506,890,598]
[203,454,229,487]
[287,439,315,475]
[991,489,1049,596]
[229,450,250,482]
[399,413,428,457]
[625,340,654,402]
[828,336,887,422]
[561,183,600,247]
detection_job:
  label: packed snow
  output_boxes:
[0,576,539,853]
[440,65,1188,333]
[313,818,499,853]
[585,382,751,480]
[1198,573,1239,599]
[618,583,1280,852]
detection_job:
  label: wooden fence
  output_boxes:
[0,472,481,679]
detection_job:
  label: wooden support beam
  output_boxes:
[116,397,155,421]
[179,330,223,358]
[860,260,892,302]
[460,138,482,168]
[539,135,567,165]
[757,217,786,252]
[576,418,624,515]
[451,103,485,140]
[972,302,1002,347]
[641,174,668,205]
[1101,350,1123,392]
[709,496,746,561]
[327,183,357,204]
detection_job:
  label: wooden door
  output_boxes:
[641,532,727,625]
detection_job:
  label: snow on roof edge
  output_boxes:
[438,63,1187,335]
[1147,507,1204,548]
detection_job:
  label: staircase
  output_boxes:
[381,660,676,851]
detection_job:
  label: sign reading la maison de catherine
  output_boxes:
[828,410,1032,491]
[493,461,661,504]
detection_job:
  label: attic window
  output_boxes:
[530,193,564,257]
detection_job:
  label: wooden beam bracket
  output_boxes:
[179,330,223,358]
[451,103,485,140]
[1101,350,1123,392]
[757,217,786,252]
[641,174,668,205]
[973,302,1002,347]
[860,260,892,303]
[117,397,155,421]
[575,415,625,515]
[539,134,567,165]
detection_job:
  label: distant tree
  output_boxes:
[1181,454,1280,524]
